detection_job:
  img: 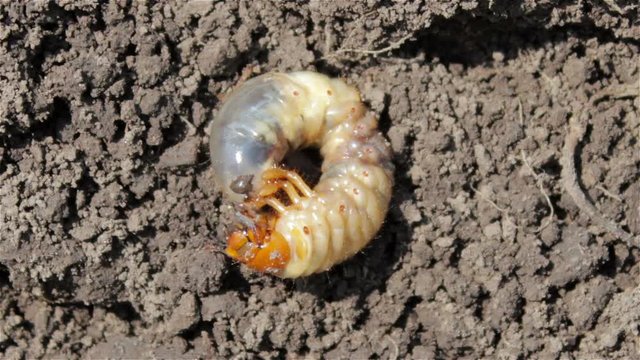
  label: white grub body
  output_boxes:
[210,71,394,278]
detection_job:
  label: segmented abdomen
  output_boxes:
[277,161,393,277]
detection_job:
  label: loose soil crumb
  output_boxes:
[0,1,638,359]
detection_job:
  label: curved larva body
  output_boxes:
[209,71,394,278]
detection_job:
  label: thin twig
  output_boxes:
[470,185,509,213]
[321,9,413,61]
[470,185,527,232]
[517,98,525,126]
[179,116,197,136]
[331,33,413,57]
[602,0,625,14]
[595,184,623,203]
[591,83,638,104]
[520,150,555,233]
[386,335,399,360]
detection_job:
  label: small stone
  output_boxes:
[138,89,163,116]
[483,222,502,240]
[474,144,494,175]
[40,190,70,222]
[400,201,422,224]
[434,236,455,248]
[70,223,99,241]
[197,39,238,77]
[191,101,208,127]
[166,293,200,335]
[201,292,244,321]
[157,137,199,168]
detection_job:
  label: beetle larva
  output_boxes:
[209,71,394,278]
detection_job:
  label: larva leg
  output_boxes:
[281,181,302,205]
[260,179,302,205]
[251,196,288,213]
[258,181,284,197]
[255,179,302,207]
[262,168,314,198]
[264,198,287,213]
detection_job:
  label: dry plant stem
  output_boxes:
[560,116,635,242]
[333,33,413,57]
[321,10,413,60]
[470,185,509,213]
[602,0,625,14]
[471,178,550,234]
[595,184,623,202]
[384,335,399,360]
[471,102,556,234]
[517,99,555,233]
[179,116,197,136]
[520,150,555,233]
[591,83,639,104]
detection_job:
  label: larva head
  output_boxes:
[225,226,291,275]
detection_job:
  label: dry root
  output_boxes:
[560,116,635,242]
[328,33,413,58]
[472,100,556,234]
[321,11,413,60]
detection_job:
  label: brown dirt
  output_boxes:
[0,1,638,359]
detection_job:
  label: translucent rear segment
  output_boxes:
[209,75,290,202]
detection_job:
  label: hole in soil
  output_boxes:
[573,43,586,57]
[113,120,126,142]
[108,301,141,321]
[396,10,620,69]
[77,173,100,204]
[393,295,422,328]
[539,158,562,176]
[36,97,73,142]
[30,34,71,82]
[0,263,11,287]
[41,264,80,301]
[125,43,137,56]
[378,97,392,134]
[91,8,106,32]
[153,41,163,56]
[597,244,617,277]
[550,194,567,220]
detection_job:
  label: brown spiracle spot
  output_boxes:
[293,90,299,96]
[303,226,310,234]
[363,171,369,177]
[339,204,346,213]
[327,89,333,96]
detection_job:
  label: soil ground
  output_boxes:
[0,1,639,359]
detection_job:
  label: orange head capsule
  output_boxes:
[225,222,291,275]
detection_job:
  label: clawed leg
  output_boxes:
[251,168,314,213]
[264,198,287,213]
[281,182,302,205]
[262,168,314,198]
